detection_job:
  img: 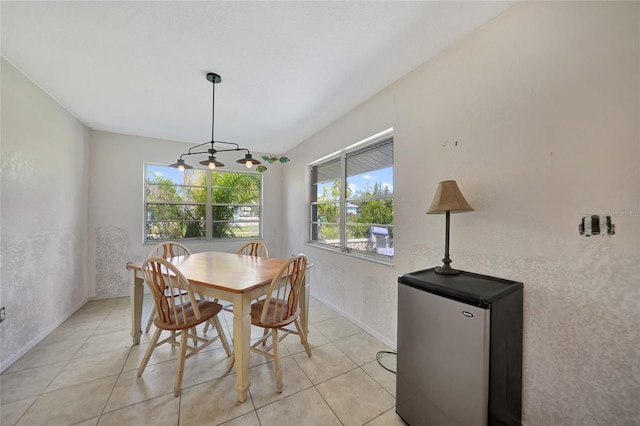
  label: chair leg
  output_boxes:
[145,305,156,333]
[294,319,312,357]
[191,327,198,347]
[203,298,220,334]
[137,327,162,377]
[210,316,232,357]
[226,353,235,373]
[174,330,189,397]
[272,328,283,393]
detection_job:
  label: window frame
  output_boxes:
[143,163,263,243]
[308,128,394,265]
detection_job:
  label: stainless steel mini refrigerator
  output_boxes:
[396,268,523,426]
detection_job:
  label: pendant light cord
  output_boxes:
[211,77,215,143]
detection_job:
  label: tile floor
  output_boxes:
[1,295,403,425]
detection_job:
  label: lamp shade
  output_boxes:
[168,159,193,170]
[199,156,224,169]
[427,180,474,214]
[236,153,261,167]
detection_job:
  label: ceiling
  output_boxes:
[1,1,514,155]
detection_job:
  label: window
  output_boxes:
[310,130,393,262]
[145,164,261,242]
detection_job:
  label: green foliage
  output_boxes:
[145,170,260,240]
[356,199,393,225]
[211,172,260,238]
[146,173,194,239]
[315,179,341,240]
[314,177,393,241]
[348,181,393,238]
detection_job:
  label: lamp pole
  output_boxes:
[435,210,459,275]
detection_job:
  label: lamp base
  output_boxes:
[434,265,460,275]
[434,255,460,275]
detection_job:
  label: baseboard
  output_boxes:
[88,291,132,301]
[311,294,397,351]
[0,298,88,373]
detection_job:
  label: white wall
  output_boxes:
[0,58,90,371]
[2,2,638,422]
[282,2,639,425]
[87,131,284,298]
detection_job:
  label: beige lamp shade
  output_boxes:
[427,180,474,214]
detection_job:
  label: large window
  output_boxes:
[144,164,261,242]
[310,131,393,262]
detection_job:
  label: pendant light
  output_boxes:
[169,73,261,171]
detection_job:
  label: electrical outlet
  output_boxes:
[579,214,615,237]
[0,307,5,323]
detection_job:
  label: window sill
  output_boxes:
[305,242,394,266]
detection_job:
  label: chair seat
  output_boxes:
[156,300,223,331]
[251,299,300,329]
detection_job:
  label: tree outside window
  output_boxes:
[310,133,393,262]
[145,165,261,242]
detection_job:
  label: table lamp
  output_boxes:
[427,180,474,275]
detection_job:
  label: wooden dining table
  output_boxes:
[126,250,311,403]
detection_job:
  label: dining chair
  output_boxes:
[237,240,269,258]
[227,253,312,393]
[148,240,191,259]
[145,241,191,333]
[137,256,231,396]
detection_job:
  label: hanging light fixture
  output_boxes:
[168,72,261,172]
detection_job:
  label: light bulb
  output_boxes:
[178,165,185,172]
[208,162,216,170]
[245,161,252,168]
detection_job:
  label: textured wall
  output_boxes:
[95,226,132,298]
[1,58,90,370]
[283,2,639,425]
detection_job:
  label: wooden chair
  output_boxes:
[145,242,191,333]
[137,256,231,396]
[148,241,191,260]
[227,253,312,393]
[237,240,269,258]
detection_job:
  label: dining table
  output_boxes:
[126,250,311,403]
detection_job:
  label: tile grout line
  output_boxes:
[2,297,400,426]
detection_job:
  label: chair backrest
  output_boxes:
[237,241,268,258]
[141,256,201,327]
[260,253,307,326]
[148,241,191,260]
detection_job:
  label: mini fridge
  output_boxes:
[396,268,523,426]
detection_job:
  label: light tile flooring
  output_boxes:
[1,296,403,426]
